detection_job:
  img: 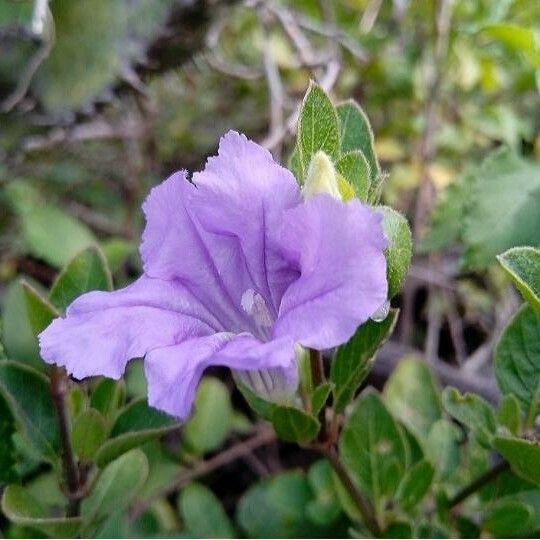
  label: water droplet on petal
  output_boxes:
[370,300,390,322]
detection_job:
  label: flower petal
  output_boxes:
[274,194,388,349]
[145,332,296,418]
[140,132,301,336]
[39,276,215,380]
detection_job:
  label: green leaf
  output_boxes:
[21,281,59,335]
[340,390,408,500]
[0,361,59,463]
[90,378,126,418]
[493,436,540,486]
[495,305,540,425]
[33,0,173,112]
[331,309,398,412]
[482,499,533,537]
[396,459,434,511]
[95,398,179,467]
[426,419,460,480]
[383,356,442,441]
[311,382,333,416]
[237,471,321,538]
[335,151,370,200]
[442,387,497,448]
[49,246,113,311]
[462,148,540,269]
[178,483,235,539]
[482,23,540,67]
[336,100,380,185]
[297,82,339,171]
[497,246,540,314]
[17,206,96,269]
[497,394,522,435]
[380,207,413,298]
[1,485,82,538]
[71,409,108,462]
[184,377,233,454]
[271,406,319,443]
[383,521,413,538]
[81,449,149,535]
[1,280,43,369]
[419,169,468,252]
[306,460,341,526]
[0,394,17,483]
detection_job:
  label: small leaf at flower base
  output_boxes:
[336,100,380,185]
[311,382,333,416]
[426,419,460,481]
[497,394,522,435]
[178,483,235,539]
[442,387,497,448]
[1,485,82,539]
[21,281,59,336]
[336,151,370,200]
[288,146,304,184]
[90,378,126,418]
[183,377,233,454]
[396,459,435,512]
[271,405,320,444]
[383,356,442,441]
[380,207,413,298]
[81,449,149,536]
[497,246,540,314]
[234,374,277,420]
[493,436,540,486]
[297,82,340,171]
[331,309,398,412]
[49,246,113,311]
[71,409,108,462]
[340,390,408,500]
[494,305,540,423]
[483,499,533,537]
[0,361,59,463]
[95,398,179,467]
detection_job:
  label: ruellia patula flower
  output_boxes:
[39,131,388,419]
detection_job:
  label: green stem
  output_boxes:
[448,460,509,509]
[324,446,382,537]
[50,367,80,517]
[309,348,328,441]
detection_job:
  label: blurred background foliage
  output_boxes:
[1,0,540,538]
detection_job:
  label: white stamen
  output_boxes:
[241,289,273,329]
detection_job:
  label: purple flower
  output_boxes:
[39,131,388,419]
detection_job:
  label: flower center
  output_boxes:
[241,288,273,340]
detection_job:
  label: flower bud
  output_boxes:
[302,151,341,200]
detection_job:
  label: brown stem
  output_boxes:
[309,348,328,442]
[50,367,80,517]
[448,461,510,509]
[324,446,382,537]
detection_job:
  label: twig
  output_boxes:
[258,10,285,159]
[49,367,80,517]
[442,289,467,365]
[373,340,500,404]
[130,427,275,521]
[448,461,509,509]
[1,34,53,113]
[323,446,382,537]
[360,0,383,34]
